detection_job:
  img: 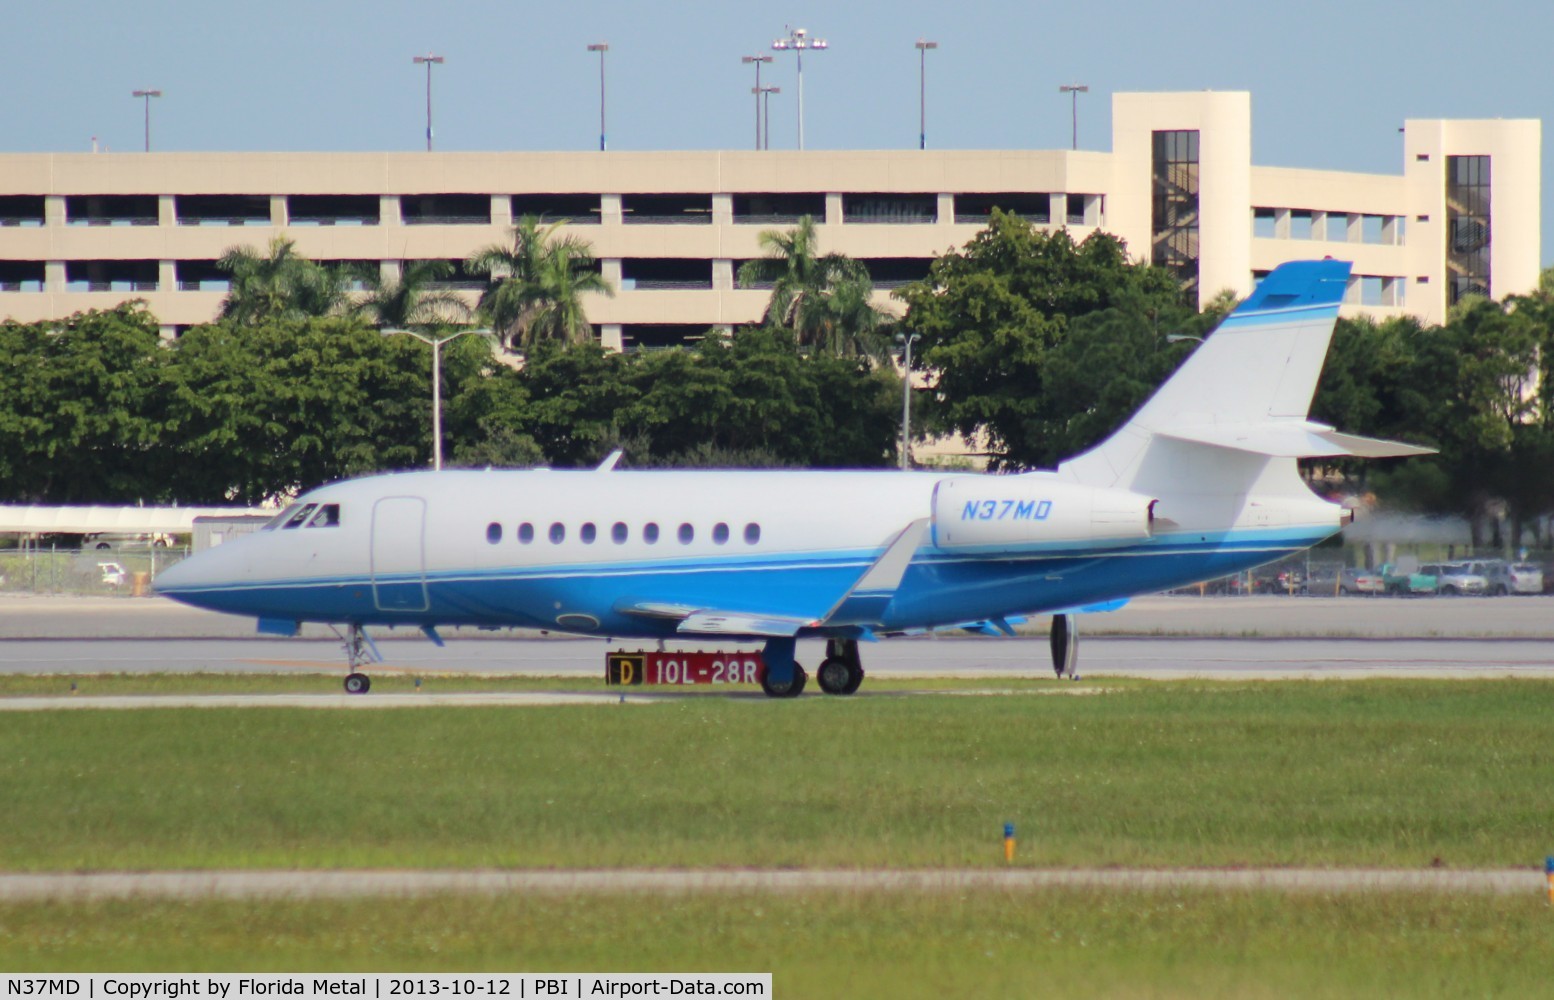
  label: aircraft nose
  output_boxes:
[152,542,247,600]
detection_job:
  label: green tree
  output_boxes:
[216,237,353,325]
[896,213,1189,469]
[738,215,888,357]
[467,216,613,348]
[356,260,471,330]
[162,316,428,504]
[0,304,169,503]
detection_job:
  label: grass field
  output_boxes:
[2,679,1552,870]
[1,890,1550,997]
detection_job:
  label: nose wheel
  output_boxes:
[334,623,381,695]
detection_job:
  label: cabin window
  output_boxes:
[486,522,502,544]
[745,523,761,544]
[643,522,660,544]
[262,505,299,531]
[518,522,534,544]
[678,523,695,544]
[712,523,729,545]
[282,504,318,529]
[580,522,597,544]
[306,504,340,528]
[549,522,566,544]
[611,522,628,544]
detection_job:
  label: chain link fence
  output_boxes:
[0,545,192,597]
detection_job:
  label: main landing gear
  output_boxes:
[759,637,864,698]
[336,623,378,695]
[817,639,865,695]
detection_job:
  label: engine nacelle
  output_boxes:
[931,476,1156,550]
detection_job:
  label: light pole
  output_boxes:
[741,55,772,150]
[1059,83,1088,150]
[383,327,490,471]
[772,26,826,150]
[413,54,444,151]
[895,331,921,470]
[755,86,780,151]
[588,43,608,150]
[131,89,161,152]
[915,40,937,150]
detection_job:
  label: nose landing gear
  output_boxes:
[334,623,380,694]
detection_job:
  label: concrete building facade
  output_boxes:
[0,91,1538,345]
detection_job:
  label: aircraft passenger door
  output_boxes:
[371,496,429,612]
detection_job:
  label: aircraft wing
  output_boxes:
[616,518,932,638]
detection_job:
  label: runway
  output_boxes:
[0,868,1537,900]
[1,634,1552,680]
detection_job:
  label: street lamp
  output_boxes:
[1058,83,1088,150]
[131,89,161,152]
[755,86,780,151]
[588,43,608,151]
[413,54,444,151]
[915,40,937,150]
[772,26,827,150]
[741,55,772,150]
[382,327,491,471]
[895,331,921,470]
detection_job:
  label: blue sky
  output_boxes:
[8,1,1551,261]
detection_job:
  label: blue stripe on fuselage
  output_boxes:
[159,526,1333,636]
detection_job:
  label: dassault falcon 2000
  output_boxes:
[155,260,1428,696]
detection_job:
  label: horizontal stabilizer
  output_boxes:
[1158,422,1435,459]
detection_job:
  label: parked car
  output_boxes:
[97,562,126,588]
[1377,562,1437,596]
[1468,559,1544,596]
[1424,562,1487,596]
[1337,567,1386,595]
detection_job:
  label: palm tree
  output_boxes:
[737,215,887,357]
[467,216,613,348]
[355,260,471,330]
[216,237,352,325]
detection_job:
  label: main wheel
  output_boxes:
[343,672,371,695]
[760,663,807,698]
[817,657,862,696]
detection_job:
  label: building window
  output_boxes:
[620,258,712,290]
[842,193,936,224]
[1151,130,1199,297]
[0,196,46,227]
[1446,155,1491,304]
[511,193,601,225]
[65,260,158,292]
[288,194,380,226]
[621,193,712,224]
[954,193,1049,225]
[175,194,271,227]
[1251,207,1276,239]
[65,195,158,227]
[175,260,231,292]
[400,194,490,225]
[732,193,825,225]
[0,260,46,292]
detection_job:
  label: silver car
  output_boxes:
[1425,562,1487,596]
[1471,560,1544,596]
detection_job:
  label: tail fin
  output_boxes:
[1060,259,1430,495]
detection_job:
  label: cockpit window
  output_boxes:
[282,503,318,529]
[263,504,299,531]
[306,504,341,528]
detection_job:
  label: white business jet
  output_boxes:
[155,260,1428,696]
